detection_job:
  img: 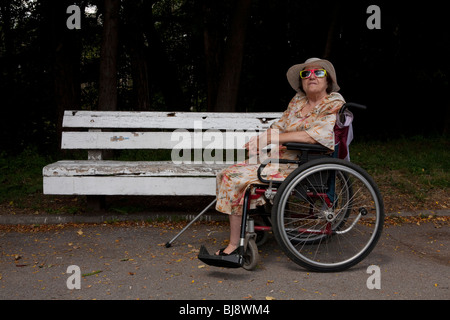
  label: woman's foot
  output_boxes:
[215,244,239,256]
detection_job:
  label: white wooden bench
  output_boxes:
[43,110,282,210]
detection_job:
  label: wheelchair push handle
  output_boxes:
[339,102,367,124]
[341,102,367,112]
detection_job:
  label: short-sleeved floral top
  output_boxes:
[271,92,345,150]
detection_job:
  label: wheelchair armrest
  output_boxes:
[284,142,331,153]
[256,144,331,185]
[256,158,299,185]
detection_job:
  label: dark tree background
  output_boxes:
[0,0,449,154]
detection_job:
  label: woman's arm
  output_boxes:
[272,129,317,145]
[244,129,317,155]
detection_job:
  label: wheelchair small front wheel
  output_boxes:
[243,238,259,270]
[271,158,384,272]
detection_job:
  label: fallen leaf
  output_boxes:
[82,270,102,277]
[265,296,276,300]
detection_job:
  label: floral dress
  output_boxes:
[216,92,345,215]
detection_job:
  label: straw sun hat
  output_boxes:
[287,58,340,94]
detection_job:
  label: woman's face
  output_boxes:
[301,64,328,97]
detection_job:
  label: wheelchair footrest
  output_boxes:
[198,245,243,268]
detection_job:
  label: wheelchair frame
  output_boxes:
[169,103,385,272]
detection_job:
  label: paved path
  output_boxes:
[0,219,448,301]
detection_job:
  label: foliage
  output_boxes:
[0,0,449,154]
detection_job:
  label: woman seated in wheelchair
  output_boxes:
[215,58,345,256]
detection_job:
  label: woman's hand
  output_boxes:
[244,128,316,156]
[244,135,259,156]
[244,129,274,156]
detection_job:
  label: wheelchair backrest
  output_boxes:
[334,106,354,161]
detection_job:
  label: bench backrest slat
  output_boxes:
[61,131,264,150]
[61,111,282,151]
[63,111,282,130]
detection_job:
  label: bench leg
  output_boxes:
[87,195,106,212]
[165,199,217,248]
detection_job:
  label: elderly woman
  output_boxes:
[215,58,345,256]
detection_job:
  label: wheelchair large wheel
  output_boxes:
[271,158,384,272]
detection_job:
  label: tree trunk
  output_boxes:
[98,0,120,111]
[323,3,340,59]
[130,39,151,111]
[143,3,187,111]
[202,1,223,112]
[444,103,450,135]
[48,1,81,149]
[123,0,151,111]
[214,0,252,112]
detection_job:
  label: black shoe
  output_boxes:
[198,246,243,268]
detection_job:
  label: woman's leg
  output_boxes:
[215,162,261,255]
[227,214,242,253]
[216,214,241,255]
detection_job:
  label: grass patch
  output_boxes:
[0,148,85,215]
[350,135,449,211]
[352,136,449,184]
[0,148,50,204]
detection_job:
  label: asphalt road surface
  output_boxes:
[0,220,448,302]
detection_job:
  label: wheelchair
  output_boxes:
[196,103,384,272]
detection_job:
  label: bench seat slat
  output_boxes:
[43,176,218,196]
[43,160,230,177]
